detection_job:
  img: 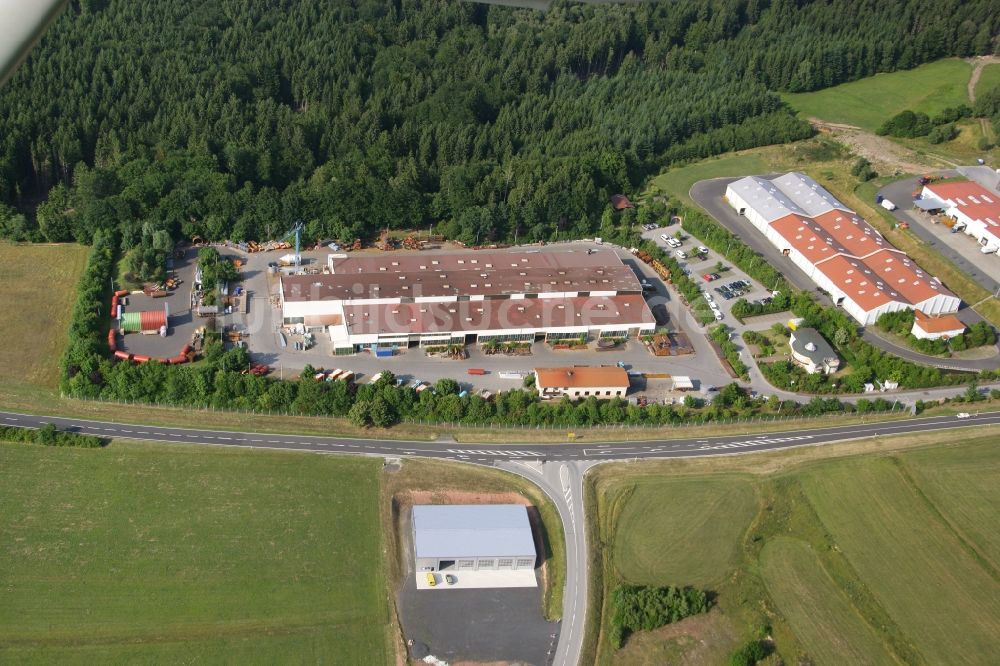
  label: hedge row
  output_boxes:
[0,423,105,448]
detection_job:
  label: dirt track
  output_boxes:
[807,118,949,174]
[967,55,1000,104]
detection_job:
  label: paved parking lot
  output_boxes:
[639,226,783,327]
[416,568,537,589]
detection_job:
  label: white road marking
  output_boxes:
[446,449,542,457]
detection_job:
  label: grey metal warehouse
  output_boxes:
[412,504,537,573]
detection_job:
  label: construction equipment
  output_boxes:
[650,259,671,282]
[277,221,304,266]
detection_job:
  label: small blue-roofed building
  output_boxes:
[412,504,537,573]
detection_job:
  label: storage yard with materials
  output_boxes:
[112,246,204,362]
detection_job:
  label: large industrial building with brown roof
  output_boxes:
[279,247,656,352]
[726,172,959,325]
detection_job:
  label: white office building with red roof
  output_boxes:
[727,173,960,326]
[920,179,1000,254]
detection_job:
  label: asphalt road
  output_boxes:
[5,409,998,463]
[498,459,595,666]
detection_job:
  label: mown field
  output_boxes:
[781,58,973,131]
[0,242,88,388]
[0,441,391,664]
[975,63,1000,100]
[588,431,1000,665]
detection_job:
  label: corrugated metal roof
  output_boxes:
[413,505,536,559]
[914,198,946,210]
[771,172,849,218]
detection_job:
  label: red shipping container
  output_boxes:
[467,368,486,375]
[108,329,117,352]
[139,310,167,331]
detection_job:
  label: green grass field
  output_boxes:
[760,538,898,666]
[0,242,88,388]
[612,476,757,589]
[901,441,1000,570]
[590,432,1000,665]
[0,441,391,664]
[801,454,1000,664]
[781,58,973,131]
[975,63,1000,100]
[649,153,770,205]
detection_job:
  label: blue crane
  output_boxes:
[279,220,304,266]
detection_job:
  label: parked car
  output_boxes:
[445,574,457,585]
[660,233,671,242]
[675,249,687,259]
[703,292,713,301]
[714,311,724,321]
[697,246,709,255]
[426,573,437,586]
[703,273,716,282]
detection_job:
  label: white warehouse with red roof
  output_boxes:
[726,173,960,326]
[279,247,656,353]
[919,179,1000,254]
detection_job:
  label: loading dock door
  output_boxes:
[438,560,456,571]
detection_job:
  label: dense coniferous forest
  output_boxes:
[0,0,995,249]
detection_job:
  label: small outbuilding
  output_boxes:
[412,505,537,573]
[911,310,966,340]
[610,194,635,211]
[789,327,840,375]
[534,366,630,399]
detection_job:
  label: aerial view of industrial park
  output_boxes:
[1,1,998,665]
